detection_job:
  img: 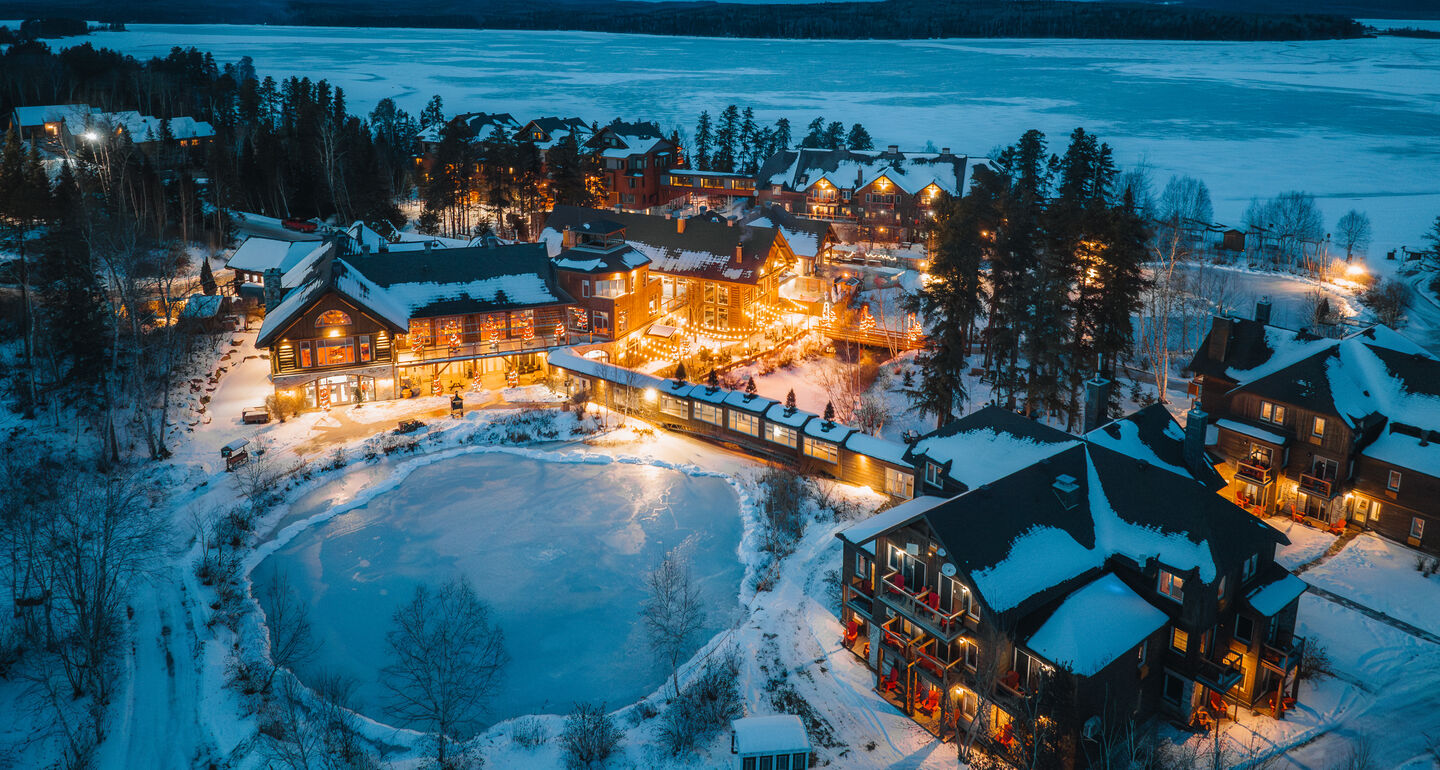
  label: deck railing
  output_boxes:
[1298,473,1334,498]
[1236,461,1272,484]
[879,570,966,642]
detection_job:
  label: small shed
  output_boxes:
[1220,228,1246,253]
[731,715,810,770]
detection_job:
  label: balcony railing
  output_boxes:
[395,334,573,366]
[1298,473,1335,498]
[1236,461,1273,484]
[1195,650,1245,692]
[879,570,966,642]
[913,646,962,685]
[1261,636,1305,673]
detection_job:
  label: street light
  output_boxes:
[82,130,100,143]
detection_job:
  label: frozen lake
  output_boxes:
[83,24,1440,250]
[252,452,743,726]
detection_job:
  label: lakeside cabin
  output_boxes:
[730,715,811,770]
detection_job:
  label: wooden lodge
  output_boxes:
[835,396,1306,763]
[255,236,575,407]
[1189,305,1440,553]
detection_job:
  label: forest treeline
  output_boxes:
[0,0,1367,41]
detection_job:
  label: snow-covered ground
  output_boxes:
[1303,534,1440,637]
[81,25,1440,250]
[1270,518,1337,570]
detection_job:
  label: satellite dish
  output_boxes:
[941,563,956,577]
[936,547,947,557]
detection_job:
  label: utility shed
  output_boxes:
[731,715,810,770]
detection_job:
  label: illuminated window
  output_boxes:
[1170,627,1189,654]
[1389,470,1403,491]
[1312,416,1326,439]
[803,437,838,464]
[767,423,797,448]
[1158,569,1185,602]
[1259,401,1286,425]
[884,467,913,499]
[728,410,760,437]
[315,309,352,326]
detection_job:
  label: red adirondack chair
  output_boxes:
[843,620,859,646]
[882,667,899,693]
[917,689,941,716]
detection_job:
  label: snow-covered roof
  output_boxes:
[911,426,1077,491]
[226,237,324,274]
[732,715,809,755]
[763,403,814,428]
[65,110,214,142]
[543,207,778,285]
[690,386,730,405]
[1246,572,1307,617]
[844,431,910,466]
[755,147,988,198]
[548,347,668,391]
[1363,425,1440,479]
[839,496,947,547]
[1084,415,1190,478]
[724,390,776,413]
[12,103,94,127]
[1215,418,1289,446]
[804,419,853,442]
[663,380,696,398]
[971,524,1106,613]
[1025,573,1168,677]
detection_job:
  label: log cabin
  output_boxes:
[255,236,575,406]
[1189,307,1440,553]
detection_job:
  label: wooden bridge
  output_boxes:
[819,322,922,351]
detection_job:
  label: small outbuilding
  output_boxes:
[731,714,810,770]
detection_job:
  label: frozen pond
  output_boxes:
[252,452,743,726]
[83,24,1440,249]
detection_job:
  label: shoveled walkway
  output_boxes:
[1289,525,1440,645]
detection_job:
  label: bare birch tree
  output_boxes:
[382,577,507,768]
[258,572,318,691]
[642,548,706,700]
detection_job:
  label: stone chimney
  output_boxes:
[1255,296,1272,325]
[1052,474,1081,509]
[1184,403,1209,473]
[1083,374,1114,434]
[676,217,686,235]
[262,267,283,311]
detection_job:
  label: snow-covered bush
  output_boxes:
[756,466,813,557]
[560,702,623,769]
[657,649,741,756]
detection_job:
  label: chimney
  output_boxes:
[424,240,433,253]
[1184,403,1209,473]
[940,147,951,155]
[1208,317,1233,363]
[1052,474,1081,510]
[734,245,743,265]
[727,218,734,227]
[664,212,672,220]
[1083,374,1113,434]
[1255,296,1272,325]
[886,144,898,153]
[262,268,283,311]
[676,217,686,235]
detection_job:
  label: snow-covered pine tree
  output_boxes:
[745,376,757,395]
[785,388,796,412]
[823,400,835,424]
[674,362,688,382]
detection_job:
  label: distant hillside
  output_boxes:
[0,0,1375,40]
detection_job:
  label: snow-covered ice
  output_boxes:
[252,451,744,726]
[82,25,1440,250]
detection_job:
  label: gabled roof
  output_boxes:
[552,243,650,273]
[1084,404,1226,490]
[541,206,782,285]
[12,103,94,127]
[256,239,574,347]
[225,237,325,275]
[744,204,834,259]
[1023,572,1168,677]
[755,147,988,197]
[903,405,1077,492]
[587,120,670,157]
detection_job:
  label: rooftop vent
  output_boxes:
[1053,474,1081,510]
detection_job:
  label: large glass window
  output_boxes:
[1259,401,1286,425]
[595,278,626,298]
[803,437,838,463]
[316,337,356,366]
[1158,569,1185,602]
[693,403,722,425]
[884,467,914,499]
[659,394,689,419]
[315,309,351,326]
[767,423,798,447]
[728,410,760,437]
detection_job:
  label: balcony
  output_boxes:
[395,334,572,367]
[1298,473,1336,499]
[1236,461,1273,484]
[879,570,967,642]
[1195,650,1245,692]
[1260,635,1305,674]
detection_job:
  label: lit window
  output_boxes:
[803,437,838,464]
[1312,416,1326,439]
[925,462,943,488]
[883,467,914,499]
[1170,627,1189,654]
[1217,575,1227,603]
[1389,470,1403,492]
[1412,517,1426,541]
[1259,401,1286,425]
[693,403,722,425]
[728,410,760,437]
[659,395,688,419]
[1158,569,1185,602]
[767,423,798,448]
[314,309,352,327]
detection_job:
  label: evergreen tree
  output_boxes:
[745,376,757,395]
[713,105,740,173]
[985,129,1050,411]
[846,123,874,151]
[773,118,792,151]
[785,388,796,412]
[823,400,836,423]
[693,110,713,171]
[674,362,688,382]
[199,257,216,295]
[547,133,600,207]
[420,94,445,128]
[801,117,826,148]
[707,367,720,391]
[823,121,846,150]
[738,107,759,175]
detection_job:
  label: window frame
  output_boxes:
[659,394,689,419]
[1312,416,1326,439]
[1389,470,1403,492]
[883,466,915,499]
[803,436,839,464]
[1170,627,1189,654]
[1411,516,1426,540]
[728,409,760,437]
[766,422,798,448]
[1233,614,1254,645]
[1158,569,1186,603]
[1259,401,1287,425]
[925,461,943,488]
[693,402,722,426]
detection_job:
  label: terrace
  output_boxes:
[879,569,968,643]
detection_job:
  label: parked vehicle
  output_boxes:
[282,218,318,233]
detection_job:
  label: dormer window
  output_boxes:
[1158,569,1185,602]
[315,310,351,327]
[925,462,943,488]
